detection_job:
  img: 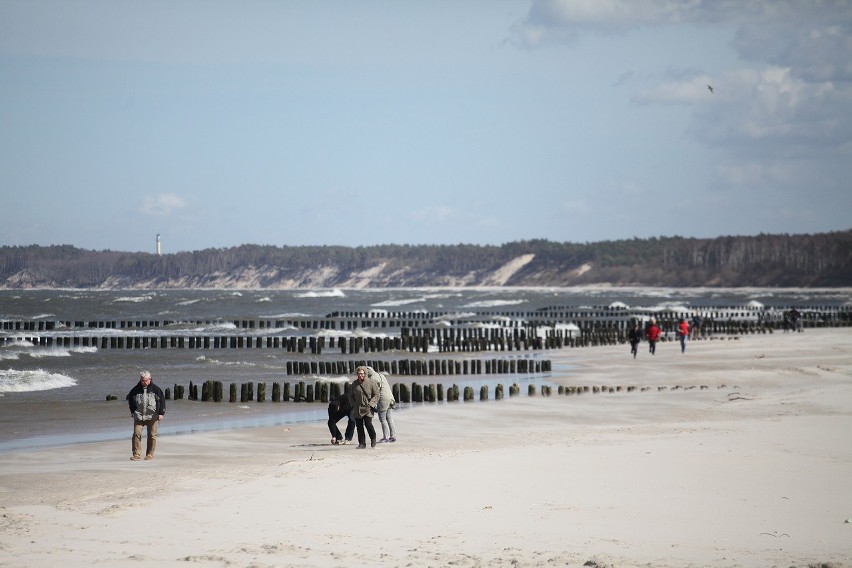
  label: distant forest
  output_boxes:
[1,230,850,289]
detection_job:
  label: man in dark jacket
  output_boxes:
[627,323,642,359]
[328,392,355,445]
[349,366,380,449]
[126,370,166,461]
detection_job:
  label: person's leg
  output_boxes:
[344,414,355,442]
[386,407,396,441]
[378,410,389,441]
[355,417,366,447]
[364,416,377,447]
[132,421,144,459]
[328,410,343,442]
[146,419,158,458]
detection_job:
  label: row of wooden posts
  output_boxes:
[164,380,551,404]
[108,380,722,404]
[0,318,821,354]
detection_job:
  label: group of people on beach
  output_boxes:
[627,317,693,359]
[327,365,397,449]
[124,364,398,461]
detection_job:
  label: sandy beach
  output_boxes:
[1,328,850,567]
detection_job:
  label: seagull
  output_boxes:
[707,84,714,94]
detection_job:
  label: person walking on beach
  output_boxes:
[691,313,702,339]
[126,370,165,461]
[627,323,642,359]
[645,318,661,355]
[349,366,380,449]
[677,318,690,354]
[328,392,355,445]
[789,308,801,332]
[371,367,397,443]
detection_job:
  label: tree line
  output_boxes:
[1,230,849,288]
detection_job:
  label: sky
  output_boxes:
[1,0,851,254]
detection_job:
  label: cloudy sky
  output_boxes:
[1,1,850,253]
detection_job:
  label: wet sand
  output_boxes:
[1,328,850,567]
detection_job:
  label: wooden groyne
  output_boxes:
[151,379,730,404]
[0,317,838,353]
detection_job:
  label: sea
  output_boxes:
[2,287,850,453]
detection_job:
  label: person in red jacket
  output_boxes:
[677,318,690,353]
[645,318,661,355]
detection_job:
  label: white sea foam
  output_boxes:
[372,297,425,307]
[262,314,310,319]
[113,295,154,303]
[29,346,98,358]
[197,357,258,367]
[295,289,345,298]
[0,343,97,361]
[462,299,527,308]
[0,369,77,393]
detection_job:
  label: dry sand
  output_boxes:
[1,329,851,567]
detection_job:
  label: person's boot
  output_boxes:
[357,443,366,449]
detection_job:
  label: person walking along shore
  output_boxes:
[126,370,165,461]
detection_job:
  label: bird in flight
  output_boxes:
[707,85,714,94]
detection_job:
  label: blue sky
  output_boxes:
[1,1,850,254]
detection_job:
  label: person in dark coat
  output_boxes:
[627,323,642,359]
[126,370,165,461]
[328,392,355,445]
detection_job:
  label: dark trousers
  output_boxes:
[355,415,376,445]
[328,408,355,441]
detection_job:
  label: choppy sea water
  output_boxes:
[1,287,849,452]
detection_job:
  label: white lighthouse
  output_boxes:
[156,234,161,256]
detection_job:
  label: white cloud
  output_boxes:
[526,0,852,196]
[509,0,753,47]
[562,199,590,214]
[139,193,188,216]
[411,206,455,222]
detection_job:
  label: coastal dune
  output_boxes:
[1,329,850,567]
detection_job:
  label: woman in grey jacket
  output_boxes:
[370,367,397,443]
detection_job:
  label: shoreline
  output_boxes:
[1,328,850,567]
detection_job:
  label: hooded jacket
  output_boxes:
[371,369,396,412]
[126,381,166,422]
